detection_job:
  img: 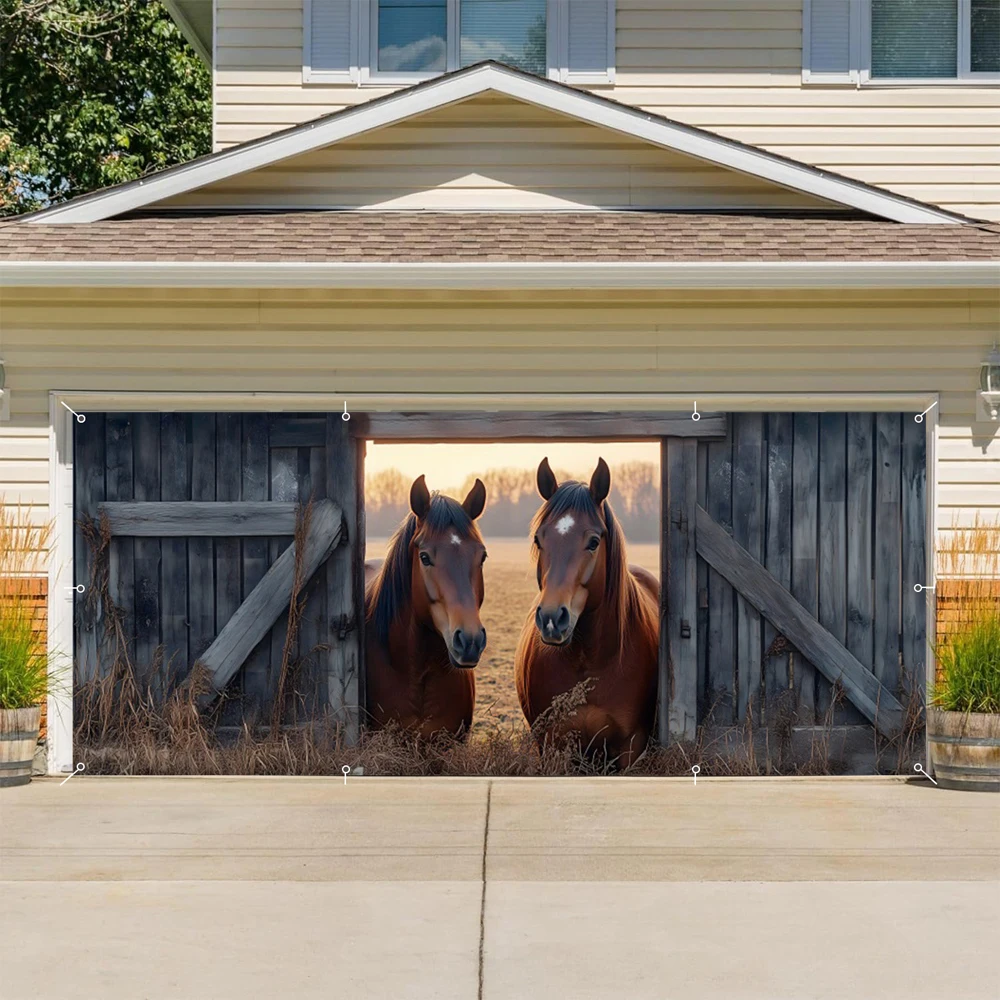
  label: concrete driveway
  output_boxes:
[2,776,998,1000]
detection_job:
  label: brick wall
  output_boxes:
[0,577,47,740]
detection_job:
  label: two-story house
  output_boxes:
[0,1,997,775]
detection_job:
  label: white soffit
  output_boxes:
[26,63,966,226]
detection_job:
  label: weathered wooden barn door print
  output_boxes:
[74,409,924,746]
[74,413,364,732]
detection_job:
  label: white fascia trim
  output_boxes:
[162,0,212,66]
[27,64,962,225]
[4,261,997,289]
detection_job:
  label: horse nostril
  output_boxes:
[453,628,466,650]
[556,606,570,630]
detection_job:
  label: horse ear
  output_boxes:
[537,457,558,500]
[590,458,611,506]
[462,478,487,520]
[409,475,431,519]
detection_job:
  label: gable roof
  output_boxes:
[25,62,970,226]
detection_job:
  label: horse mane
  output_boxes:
[530,482,653,661]
[367,493,482,646]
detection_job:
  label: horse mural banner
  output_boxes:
[72,410,925,776]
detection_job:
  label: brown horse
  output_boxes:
[514,458,659,768]
[365,474,488,739]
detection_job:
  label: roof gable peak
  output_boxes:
[27,61,966,226]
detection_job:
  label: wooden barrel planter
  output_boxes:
[0,706,42,787]
[928,709,1000,792]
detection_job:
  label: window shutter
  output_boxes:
[565,0,614,80]
[305,0,355,81]
[803,0,857,82]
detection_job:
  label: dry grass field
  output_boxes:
[367,537,659,735]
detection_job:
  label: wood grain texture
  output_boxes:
[696,506,904,736]
[705,432,735,720]
[875,414,903,695]
[241,414,271,711]
[901,416,927,701]
[763,412,792,718]
[160,413,190,681]
[733,414,764,722]
[188,414,217,666]
[353,411,728,441]
[817,413,847,720]
[790,413,819,724]
[662,437,699,742]
[197,499,342,699]
[104,414,134,675]
[132,413,161,687]
[325,415,363,739]
[73,414,105,685]
[99,501,301,536]
[845,412,874,726]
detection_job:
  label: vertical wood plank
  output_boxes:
[733,414,764,723]
[661,437,698,743]
[132,413,161,689]
[214,415,242,724]
[160,413,191,688]
[73,414,106,685]
[695,441,709,721]
[846,412,875,725]
[188,414,217,668]
[763,413,793,719]
[241,413,270,717]
[297,444,326,715]
[268,446,299,720]
[706,431,735,722]
[901,415,927,704]
[817,413,848,721]
[105,415,134,675]
[875,413,903,697]
[791,413,819,724]
[325,415,364,738]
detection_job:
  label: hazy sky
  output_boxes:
[366,441,660,493]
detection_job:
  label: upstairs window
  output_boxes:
[305,0,615,85]
[803,0,1000,82]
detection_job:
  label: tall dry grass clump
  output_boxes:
[0,504,52,709]
[932,515,1000,714]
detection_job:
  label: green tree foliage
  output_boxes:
[0,0,210,215]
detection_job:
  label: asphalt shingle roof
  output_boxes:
[3,211,998,262]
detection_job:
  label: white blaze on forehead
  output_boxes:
[450,533,462,546]
[555,515,575,536]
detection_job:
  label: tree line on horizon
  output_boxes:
[365,462,660,542]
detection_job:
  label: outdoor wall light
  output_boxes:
[0,359,8,421]
[980,344,1000,422]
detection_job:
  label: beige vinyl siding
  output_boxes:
[168,95,834,210]
[214,0,1000,219]
[1,287,997,541]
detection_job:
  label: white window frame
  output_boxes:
[303,0,361,84]
[803,0,1000,85]
[304,0,615,87]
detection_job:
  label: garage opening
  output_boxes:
[71,408,927,774]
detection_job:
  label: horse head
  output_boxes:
[530,457,613,646]
[408,474,489,667]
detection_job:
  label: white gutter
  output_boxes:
[1,260,997,289]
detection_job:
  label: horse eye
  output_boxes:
[586,536,600,551]
[419,552,432,567]
[481,551,488,564]
[533,535,541,548]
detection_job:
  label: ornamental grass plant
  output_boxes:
[932,515,1000,715]
[0,504,52,710]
